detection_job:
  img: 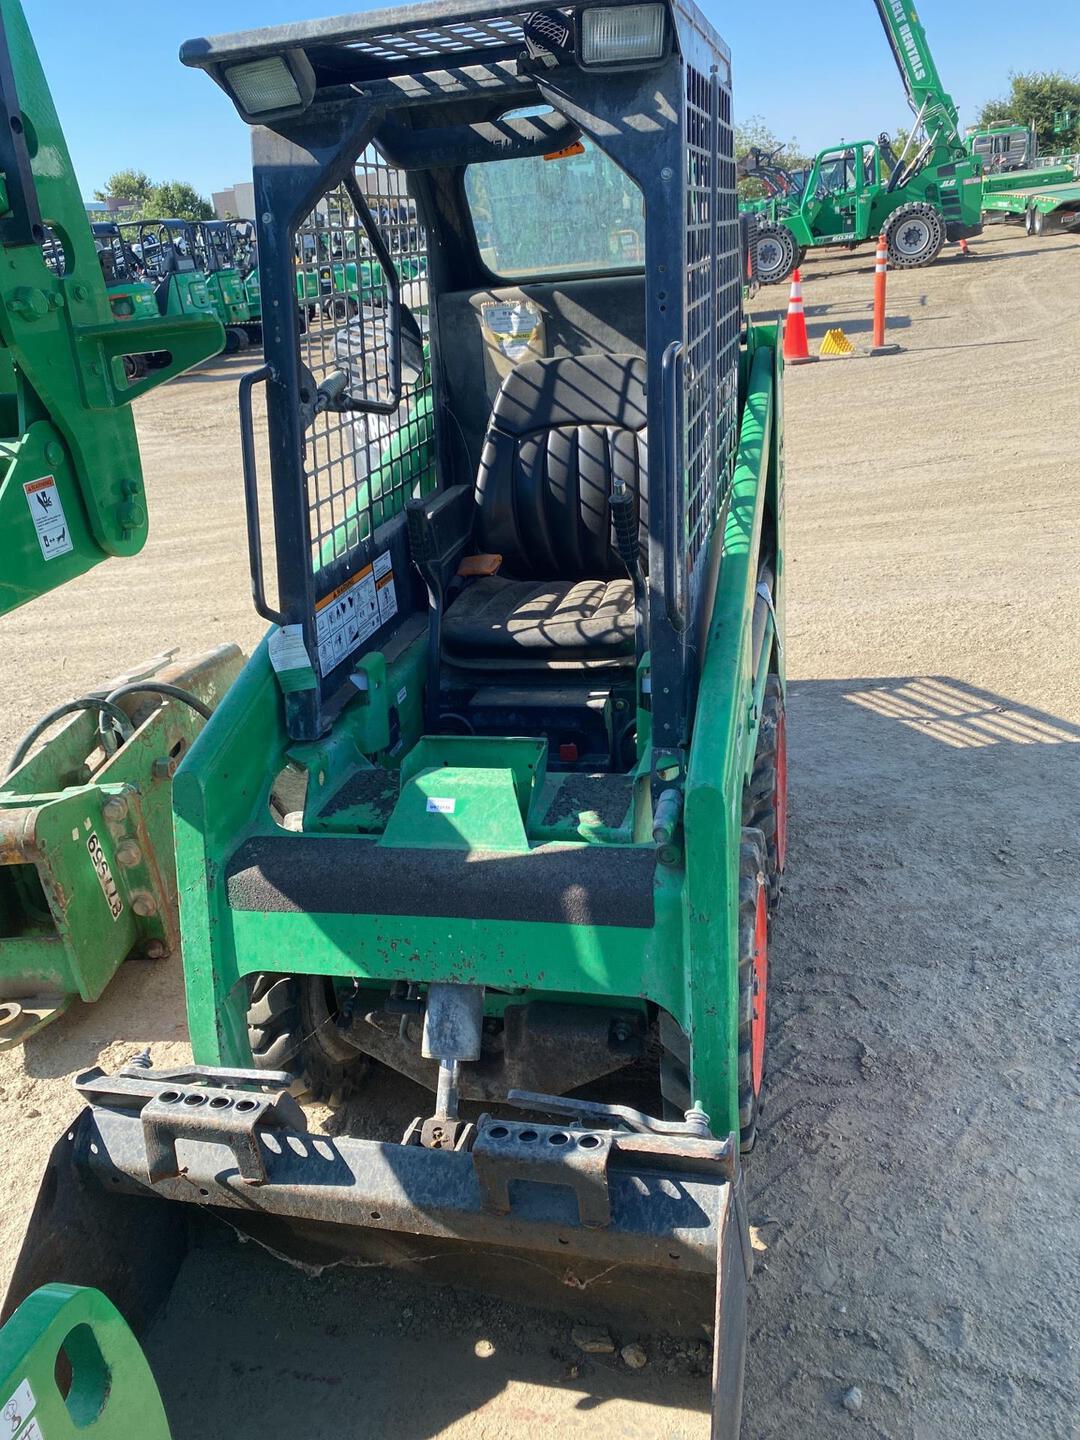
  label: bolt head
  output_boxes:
[115,838,142,868]
[102,796,128,823]
[151,757,177,780]
[131,893,157,918]
[143,939,167,959]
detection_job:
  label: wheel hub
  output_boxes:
[895,219,931,256]
[758,238,786,277]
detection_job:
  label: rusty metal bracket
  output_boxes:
[75,1064,305,1186]
[472,1116,614,1227]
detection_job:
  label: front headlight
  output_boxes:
[578,4,668,68]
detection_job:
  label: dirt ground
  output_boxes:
[0,225,1077,1438]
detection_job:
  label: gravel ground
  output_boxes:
[0,225,1077,1438]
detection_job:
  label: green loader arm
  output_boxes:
[0,0,224,616]
[0,1285,171,1438]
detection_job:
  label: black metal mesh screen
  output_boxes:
[346,15,524,63]
[684,61,740,612]
[294,147,434,582]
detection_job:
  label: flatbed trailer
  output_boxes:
[981,172,1080,235]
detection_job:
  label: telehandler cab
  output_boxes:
[5,0,787,1433]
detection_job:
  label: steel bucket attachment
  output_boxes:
[4,1065,751,1438]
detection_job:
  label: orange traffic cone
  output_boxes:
[782,270,815,365]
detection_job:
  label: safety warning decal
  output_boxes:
[2,1377,37,1437]
[480,299,543,363]
[23,475,73,561]
[315,549,396,675]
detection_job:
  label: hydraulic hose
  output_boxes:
[5,698,135,779]
[98,682,214,755]
[3,682,215,779]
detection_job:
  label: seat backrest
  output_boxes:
[474,353,647,580]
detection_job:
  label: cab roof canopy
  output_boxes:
[180,0,731,133]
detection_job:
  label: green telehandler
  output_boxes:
[0,2,241,1048]
[0,0,231,1413]
[753,0,984,282]
[3,0,788,1434]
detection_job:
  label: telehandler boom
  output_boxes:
[752,0,983,282]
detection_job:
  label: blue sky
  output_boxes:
[24,0,1080,200]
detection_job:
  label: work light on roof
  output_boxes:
[578,4,668,67]
[223,52,315,122]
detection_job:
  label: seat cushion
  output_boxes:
[442,575,635,665]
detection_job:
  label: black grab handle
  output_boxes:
[238,364,286,625]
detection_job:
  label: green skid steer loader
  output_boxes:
[5,0,788,1434]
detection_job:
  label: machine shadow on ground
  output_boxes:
[744,674,1079,1436]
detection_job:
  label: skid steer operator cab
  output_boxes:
[169,0,784,1145]
[185,0,744,772]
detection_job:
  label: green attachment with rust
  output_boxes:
[0,646,242,1049]
[0,0,225,617]
[0,1285,170,1439]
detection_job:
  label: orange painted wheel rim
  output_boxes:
[774,709,788,873]
[750,880,768,1095]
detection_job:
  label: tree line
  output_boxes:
[93,169,214,222]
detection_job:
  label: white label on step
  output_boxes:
[87,831,123,921]
[2,1378,36,1436]
[20,1421,44,1440]
[22,475,73,560]
[426,797,456,814]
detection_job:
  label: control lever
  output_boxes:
[609,475,648,663]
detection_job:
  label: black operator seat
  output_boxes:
[442,353,648,667]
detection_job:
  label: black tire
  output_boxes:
[884,202,945,269]
[746,675,788,913]
[756,223,798,286]
[325,295,359,324]
[226,326,251,353]
[1025,206,1036,236]
[248,973,369,1103]
[737,829,769,1153]
[1032,208,1047,237]
[123,354,149,381]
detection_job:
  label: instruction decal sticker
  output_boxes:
[23,475,73,561]
[87,832,123,921]
[315,550,397,675]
